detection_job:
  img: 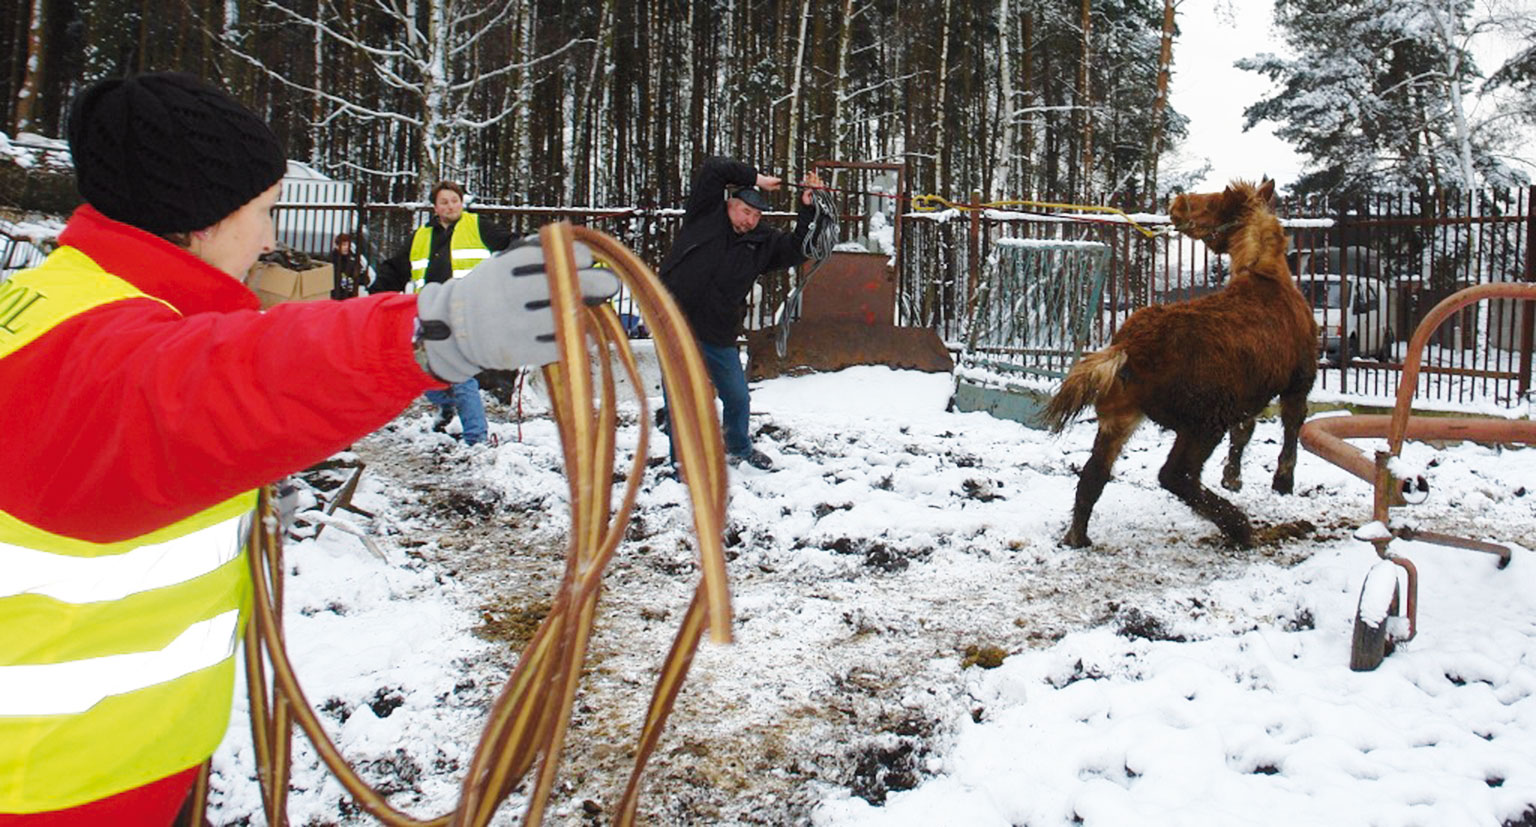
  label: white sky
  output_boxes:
[1166,0,1304,192]
[1168,0,1536,193]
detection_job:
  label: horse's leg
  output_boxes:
[1063,400,1142,549]
[1271,390,1308,494]
[1221,416,1257,492]
[1158,429,1255,548]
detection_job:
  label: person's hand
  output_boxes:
[756,173,783,191]
[800,170,824,206]
[414,238,620,382]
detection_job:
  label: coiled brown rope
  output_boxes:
[242,223,732,826]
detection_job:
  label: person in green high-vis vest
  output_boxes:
[371,182,516,446]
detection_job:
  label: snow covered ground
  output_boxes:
[209,366,1535,826]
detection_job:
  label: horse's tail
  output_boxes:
[1039,347,1128,432]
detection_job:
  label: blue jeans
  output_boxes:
[668,341,752,460]
[425,377,488,445]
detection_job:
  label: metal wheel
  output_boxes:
[1350,562,1401,671]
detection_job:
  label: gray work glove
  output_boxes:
[415,238,620,383]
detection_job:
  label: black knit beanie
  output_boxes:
[67,72,287,235]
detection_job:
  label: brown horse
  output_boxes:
[1041,179,1318,548]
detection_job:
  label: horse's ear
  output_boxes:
[1220,184,1245,215]
[1257,178,1276,206]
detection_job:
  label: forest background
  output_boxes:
[4,0,1536,212]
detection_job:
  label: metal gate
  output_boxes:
[950,239,1112,425]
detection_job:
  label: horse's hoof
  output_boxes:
[1272,477,1294,495]
[1221,476,1243,492]
[1228,530,1255,549]
[1062,530,1092,549]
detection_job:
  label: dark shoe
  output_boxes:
[731,449,773,470]
[455,432,497,448]
[432,407,456,433]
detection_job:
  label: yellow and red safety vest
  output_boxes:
[0,246,255,812]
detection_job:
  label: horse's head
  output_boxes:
[1169,179,1275,254]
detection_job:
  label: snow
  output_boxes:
[0,130,72,173]
[206,365,1535,826]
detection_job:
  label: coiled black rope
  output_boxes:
[774,187,840,358]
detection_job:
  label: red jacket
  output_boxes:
[0,205,437,543]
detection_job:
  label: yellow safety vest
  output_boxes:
[0,247,254,813]
[409,211,490,285]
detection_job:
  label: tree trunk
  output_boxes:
[785,0,811,175]
[14,0,45,133]
[1076,0,1094,200]
[832,0,855,161]
[1022,12,1035,194]
[1144,0,1176,203]
[996,0,1015,195]
[935,0,953,196]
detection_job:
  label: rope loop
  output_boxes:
[911,192,1169,239]
[774,186,840,358]
[243,223,731,827]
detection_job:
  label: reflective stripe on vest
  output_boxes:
[0,609,240,717]
[408,211,490,283]
[2,515,243,603]
[0,246,256,813]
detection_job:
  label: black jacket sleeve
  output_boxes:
[370,241,413,294]
[686,157,759,220]
[479,219,515,253]
[764,202,818,272]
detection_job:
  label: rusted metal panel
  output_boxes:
[795,251,896,326]
[743,321,953,381]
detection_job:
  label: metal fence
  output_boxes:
[899,186,1536,409]
[7,183,1532,409]
[0,227,47,283]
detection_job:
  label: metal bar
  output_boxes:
[1390,555,1419,642]
[1390,283,1536,452]
[1396,527,1512,568]
[1339,215,1529,228]
[1300,412,1534,489]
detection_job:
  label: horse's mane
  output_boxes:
[1220,179,1290,288]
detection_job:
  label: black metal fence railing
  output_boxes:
[6,186,1531,409]
[900,186,1535,409]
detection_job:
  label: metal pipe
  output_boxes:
[1389,283,1536,452]
[1300,412,1534,490]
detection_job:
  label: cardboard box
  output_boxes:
[245,261,334,309]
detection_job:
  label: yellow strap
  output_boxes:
[910,193,1167,239]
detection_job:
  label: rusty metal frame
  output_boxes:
[1300,282,1536,645]
[809,159,907,282]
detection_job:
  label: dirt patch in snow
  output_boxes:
[289,394,1389,826]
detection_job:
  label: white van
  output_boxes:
[1292,247,1396,363]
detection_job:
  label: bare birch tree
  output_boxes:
[215,0,588,194]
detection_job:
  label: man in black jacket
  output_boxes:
[659,156,823,470]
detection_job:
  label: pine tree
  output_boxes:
[1240,0,1522,199]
